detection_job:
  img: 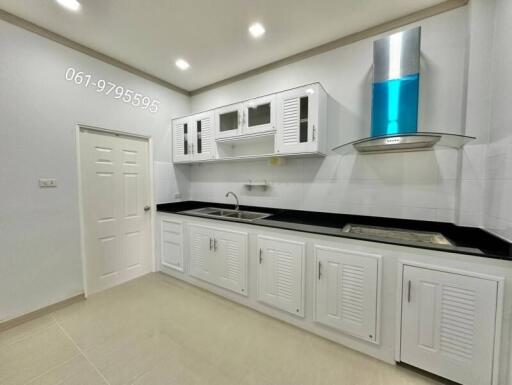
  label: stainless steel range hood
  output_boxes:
[353,133,440,154]
[332,27,475,155]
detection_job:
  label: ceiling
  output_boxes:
[0,0,449,92]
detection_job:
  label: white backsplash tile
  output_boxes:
[188,148,465,223]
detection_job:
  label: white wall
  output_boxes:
[485,0,512,242]
[188,8,472,223]
[0,20,190,321]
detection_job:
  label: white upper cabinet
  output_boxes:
[243,94,276,136]
[173,83,328,163]
[173,111,215,163]
[257,236,305,317]
[275,83,327,155]
[314,245,380,343]
[190,111,216,161]
[400,265,499,385]
[214,103,244,139]
[172,116,191,163]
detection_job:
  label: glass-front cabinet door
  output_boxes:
[191,111,216,161]
[173,116,193,163]
[275,84,321,155]
[214,103,243,139]
[243,94,276,135]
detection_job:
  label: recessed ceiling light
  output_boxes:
[249,23,266,39]
[55,0,81,11]
[175,59,190,71]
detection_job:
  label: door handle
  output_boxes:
[259,248,263,264]
[318,261,322,280]
[213,238,218,251]
[144,205,151,212]
[407,280,412,303]
[209,238,213,251]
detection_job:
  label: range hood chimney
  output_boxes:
[357,27,440,153]
[332,27,475,155]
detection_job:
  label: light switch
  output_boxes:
[39,178,57,188]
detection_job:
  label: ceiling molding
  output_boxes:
[1,0,467,97]
[189,0,468,96]
[0,8,190,96]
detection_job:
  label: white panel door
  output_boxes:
[161,219,183,272]
[257,236,305,316]
[190,111,216,161]
[214,229,248,295]
[173,117,192,163]
[188,224,215,284]
[242,94,276,135]
[275,84,319,154]
[80,129,151,294]
[315,245,379,342]
[401,266,498,385]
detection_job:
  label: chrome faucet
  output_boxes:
[225,191,239,211]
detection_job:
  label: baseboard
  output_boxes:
[0,294,85,333]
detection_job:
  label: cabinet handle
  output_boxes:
[191,144,194,154]
[214,238,217,251]
[259,248,263,264]
[312,125,316,141]
[318,261,322,280]
[209,238,213,251]
[407,280,411,303]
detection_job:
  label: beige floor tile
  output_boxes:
[27,356,107,385]
[83,328,184,385]
[0,324,79,385]
[0,273,445,385]
[0,314,55,348]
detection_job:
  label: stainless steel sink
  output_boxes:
[180,207,271,222]
[341,224,453,246]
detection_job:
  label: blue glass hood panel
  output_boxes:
[371,73,419,137]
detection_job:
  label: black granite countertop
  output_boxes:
[157,201,512,261]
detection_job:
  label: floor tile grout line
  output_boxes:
[0,317,58,349]
[54,318,112,385]
[23,355,80,385]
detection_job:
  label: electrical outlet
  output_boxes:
[39,178,57,188]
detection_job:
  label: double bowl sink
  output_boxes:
[180,207,272,222]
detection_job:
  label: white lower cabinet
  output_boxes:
[160,219,183,272]
[314,245,380,343]
[257,236,305,317]
[400,265,499,385]
[188,223,248,295]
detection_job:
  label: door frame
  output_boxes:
[394,260,505,385]
[75,124,156,297]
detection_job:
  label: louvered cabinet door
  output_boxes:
[188,224,216,284]
[214,229,248,295]
[275,84,320,154]
[173,117,193,163]
[257,236,305,317]
[314,245,380,342]
[400,266,498,385]
[191,111,216,161]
